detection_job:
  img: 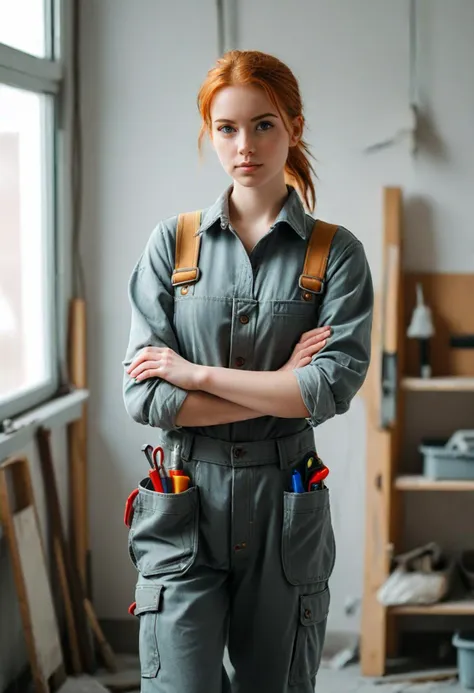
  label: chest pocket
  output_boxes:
[272,299,320,319]
[271,299,320,360]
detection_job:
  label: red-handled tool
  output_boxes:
[150,446,166,493]
[124,488,139,527]
[124,444,169,528]
[307,463,329,491]
[141,444,166,493]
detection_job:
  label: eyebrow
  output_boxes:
[214,112,279,124]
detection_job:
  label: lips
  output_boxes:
[237,163,261,168]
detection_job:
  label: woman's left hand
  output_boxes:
[126,347,202,391]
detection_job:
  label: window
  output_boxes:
[0,1,67,424]
[0,0,48,58]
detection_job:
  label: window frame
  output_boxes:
[0,0,72,425]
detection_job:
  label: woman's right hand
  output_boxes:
[279,326,331,371]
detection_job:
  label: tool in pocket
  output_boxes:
[291,452,330,493]
[124,444,192,528]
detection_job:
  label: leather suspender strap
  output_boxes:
[299,220,339,295]
[172,212,337,294]
[172,211,202,287]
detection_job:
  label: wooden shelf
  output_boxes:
[395,475,474,491]
[390,599,474,616]
[402,377,474,392]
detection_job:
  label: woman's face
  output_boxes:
[210,84,302,189]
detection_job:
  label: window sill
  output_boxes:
[0,389,89,460]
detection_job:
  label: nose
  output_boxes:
[238,130,255,157]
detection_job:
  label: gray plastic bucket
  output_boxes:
[453,632,474,689]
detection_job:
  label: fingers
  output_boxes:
[126,346,169,375]
[298,356,312,368]
[299,340,327,361]
[295,335,329,367]
[129,360,160,380]
[297,329,331,355]
[126,348,150,374]
[299,326,331,344]
[302,331,331,349]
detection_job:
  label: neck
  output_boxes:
[228,175,289,228]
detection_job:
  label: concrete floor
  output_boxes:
[316,664,463,692]
[96,656,465,693]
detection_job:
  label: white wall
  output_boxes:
[80,0,474,638]
[80,0,224,621]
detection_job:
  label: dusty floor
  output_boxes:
[95,656,466,693]
[316,664,463,692]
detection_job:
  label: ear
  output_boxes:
[289,115,303,147]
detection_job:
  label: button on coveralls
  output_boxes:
[123,185,374,693]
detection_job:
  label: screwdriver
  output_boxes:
[168,444,190,493]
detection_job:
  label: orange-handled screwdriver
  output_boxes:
[169,469,190,493]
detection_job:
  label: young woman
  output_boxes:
[123,50,373,693]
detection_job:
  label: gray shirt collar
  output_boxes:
[198,185,311,240]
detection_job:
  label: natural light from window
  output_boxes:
[0,0,46,57]
[0,83,50,403]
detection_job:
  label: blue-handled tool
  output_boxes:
[291,470,305,493]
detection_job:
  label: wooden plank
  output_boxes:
[404,273,474,378]
[402,376,474,391]
[53,536,82,673]
[383,244,400,355]
[68,416,88,589]
[83,598,118,673]
[361,187,404,676]
[36,427,96,674]
[390,600,474,615]
[395,475,474,491]
[14,506,64,678]
[0,456,66,693]
[68,297,89,592]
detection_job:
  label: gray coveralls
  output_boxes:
[123,185,373,693]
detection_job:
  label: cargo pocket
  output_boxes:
[282,487,336,586]
[289,587,330,685]
[135,584,162,678]
[130,481,199,578]
[128,524,138,570]
[127,496,139,570]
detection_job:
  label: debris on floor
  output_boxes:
[372,668,458,686]
[93,654,140,693]
[58,676,111,693]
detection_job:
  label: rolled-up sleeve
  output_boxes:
[122,221,188,432]
[293,239,373,427]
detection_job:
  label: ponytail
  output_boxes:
[285,139,316,212]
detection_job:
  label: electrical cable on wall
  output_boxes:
[216,0,225,56]
[71,0,85,301]
[364,0,420,155]
[216,0,238,55]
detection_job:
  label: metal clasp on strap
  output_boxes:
[298,274,325,295]
[172,267,201,287]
